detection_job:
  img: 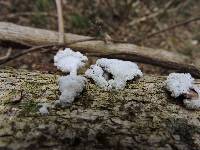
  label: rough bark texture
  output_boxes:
[1,69,200,150]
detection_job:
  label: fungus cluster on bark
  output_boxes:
[54,48,87,106]
[85,58,143,90]
[54,48,142,106]
[39,48,200,115]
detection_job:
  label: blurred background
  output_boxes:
[0,0,199,75]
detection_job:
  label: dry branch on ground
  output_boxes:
[1,22,200,78]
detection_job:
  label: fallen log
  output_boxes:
[1,22,200,77]
[1,68,200,149]
[0,22,186,63]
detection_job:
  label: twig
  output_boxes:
[55,0,64,43]
[0,38,99,65]
[135,16,200,42]
[0,48,12,60]
[0,45,54,65]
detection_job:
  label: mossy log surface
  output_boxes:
[1,69,200,150]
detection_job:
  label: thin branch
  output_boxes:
[135,16,200,42]
[0,48,12,60]
[1,40,200,78]
[88,52,200,78]
[55,0,64,44]
[0,45,54,65]
[0,39,98,65]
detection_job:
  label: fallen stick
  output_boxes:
[0,22,200,78]
[90,52,200,78]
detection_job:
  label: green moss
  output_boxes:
[19,100,39,116]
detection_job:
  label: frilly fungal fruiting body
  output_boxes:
[166,73,200,110]
[166,73,194,98]
[54,48,88,106]
[85,64,111,90]
[85,58,143,90]
[54,48,88,75]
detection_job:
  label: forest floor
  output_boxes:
[0,0,199,75]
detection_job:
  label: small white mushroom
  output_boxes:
[85,64,111,90]
[166,73,194,98]
[54,48,88,75]
[85,58,143,90]
[54,48,88,106]
[166,73,200,110]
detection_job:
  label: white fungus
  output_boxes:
[57,75,86,105]
[85,64,111,90]
[54,48,88,75]
[38,103,51,115]
[54,48,88,106]
[183,85,200,110]
[165,73,194,98]
[85,58,143,90]
[166,73,200,110]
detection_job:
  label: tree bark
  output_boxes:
[1,68,200,150]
